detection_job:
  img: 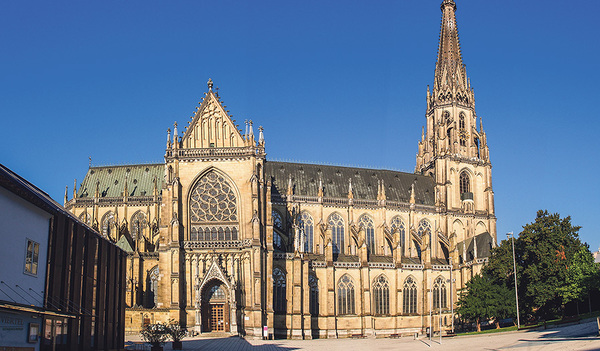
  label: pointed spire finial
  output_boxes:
[258,126,264,144]
[89,156,92,168]
[207,78,213,91]
[173,122,178,138]
[421,126,425,142]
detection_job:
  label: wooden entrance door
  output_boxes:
[210,304,225,331]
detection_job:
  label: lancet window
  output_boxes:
[273,268,286,313]
[309,274,319,316]
[373,275,390,315]
[329,213,345,255]
[358,214,375,255]
[460,171,470,194]
[417,219,431,238]
[130,211,147,241]
[298,212,314,253]
[273,210,285,251]
[433,276,447,310]
[403,276,418,314]
[337,275,355,315]
[101,212,116,240]
[79,212,91,226]
[144,265,159,308]
[390,216,405,245]
[189,171,238,241]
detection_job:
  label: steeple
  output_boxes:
[431,0,474,109]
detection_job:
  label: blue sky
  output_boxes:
[1,1,599,251]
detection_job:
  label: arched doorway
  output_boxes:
[202,281,229,332]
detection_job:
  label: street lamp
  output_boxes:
[507,232,520,329]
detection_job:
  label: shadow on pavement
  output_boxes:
[126,336,301,350]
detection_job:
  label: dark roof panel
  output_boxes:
[265,161,435,205]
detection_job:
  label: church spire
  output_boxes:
[432,0,473,108]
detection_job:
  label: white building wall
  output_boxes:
[0,186,51,307]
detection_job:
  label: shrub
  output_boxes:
[140,323,169,347]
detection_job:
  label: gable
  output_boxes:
[182,91,244,149]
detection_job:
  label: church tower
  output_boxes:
[416,0,496,268]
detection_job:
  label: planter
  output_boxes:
[172,340,183,350]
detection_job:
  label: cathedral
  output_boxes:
[65,0,496,339]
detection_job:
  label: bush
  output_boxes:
[140,323,169,347]
[167,320,187,342]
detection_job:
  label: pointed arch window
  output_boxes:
[390,216,405,245]
[358,214,375,255]
[299,212,314,253]
[144,265,159,308]
[373,275,390,315]
[460,171,470,195]
[459,112,466,129]
[130,211,147,241]
[273,268,286,313]
[189,170,238,241]
[433,276,448,310]
[329,213,345,255]
[403,276,418,314]
[337,275,355,315]
[101,212,116,240]
[309,274,319,316]
[417,219,431,238]
[273,210,285,251]
[79,212,91,226]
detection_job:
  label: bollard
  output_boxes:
[597,317,599,336]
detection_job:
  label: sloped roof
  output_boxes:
[265,161,435,205]
[77,163,164,198]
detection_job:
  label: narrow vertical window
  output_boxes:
[24,239,40,275]
[273,268,286,313]
[328,213,345,255]
[433,276,447,310]
[373,275,390,315]
[309,274,319,316]
[358,215,375,255]
[459,171,470,194]
[403,276,417,314]
[299,212,314,253]
[337,275,355,315]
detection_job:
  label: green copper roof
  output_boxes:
[77,163,164,198]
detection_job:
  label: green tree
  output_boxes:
[559,246,598,314]
[456,274,515,331]
[517,210,583,319]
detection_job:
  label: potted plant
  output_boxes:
[167,319,187,350]
[140,323,168,351]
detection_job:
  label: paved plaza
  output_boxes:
[126,319,600,351]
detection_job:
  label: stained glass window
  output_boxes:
[329,213,344,255]
[101,212,116,240]
[130,211,147,241]
[79,212,91,226]
[337,275,355,315]
[390,216,405,245]
[403,276,417,314]
[273,268,286,313]
[189,171,238,241]
[460,171,470,194]
[299,212,314,253]
[433,276,447,310]
[358,214,375,255]
[373,275,390,315]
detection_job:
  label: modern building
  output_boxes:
[65,0,497,338]
[0,163,127,350]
